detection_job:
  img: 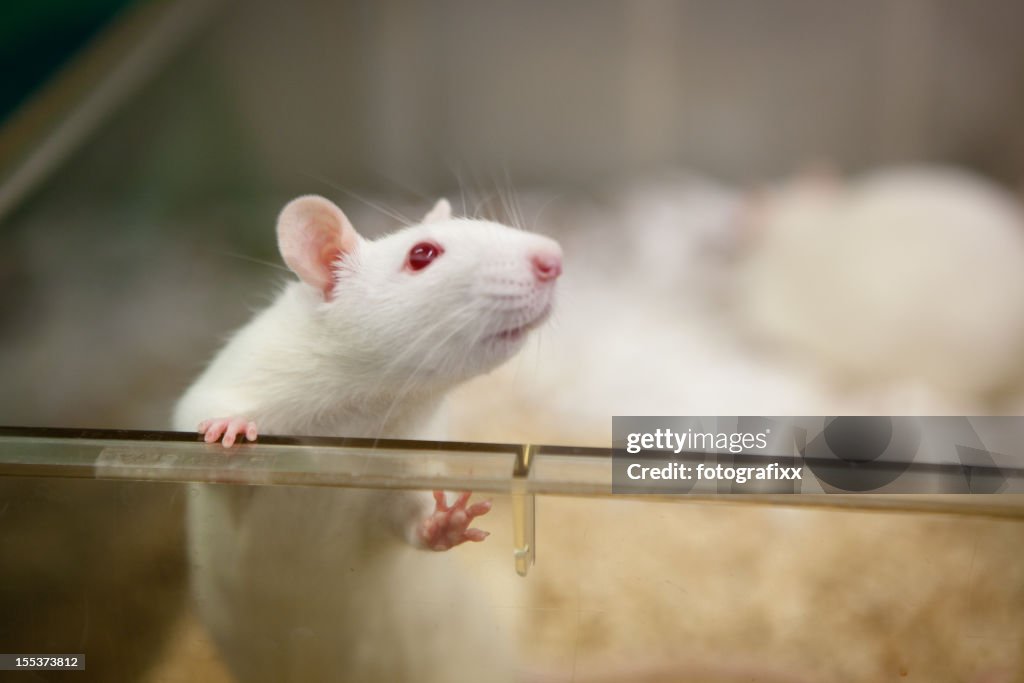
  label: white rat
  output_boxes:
[174,195,561,683]
[733,165,1024,400]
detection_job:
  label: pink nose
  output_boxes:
[531,252,562,282]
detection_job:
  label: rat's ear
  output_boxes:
[276,195,360,300]
[422,198,451,224]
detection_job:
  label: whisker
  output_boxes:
[372,309,484,443]
[214,250,292,274]
[369,304,474,386]
[473,192,498,221]
[492,167,514,227]
[501,166,526,231]
[447,163,470,219]
[445,160,489,221]
[528,193,561,234]
[363,167,431,204]
[298,170,414,226]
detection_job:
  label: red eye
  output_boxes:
[406,241,443,271]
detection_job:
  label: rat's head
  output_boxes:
[277,195,562,389]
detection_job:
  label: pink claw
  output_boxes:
[197,417,259,448]
[418,491,492,551]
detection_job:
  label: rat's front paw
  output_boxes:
[198,417,258,448]
[418,491,492,551]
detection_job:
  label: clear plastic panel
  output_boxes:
[2,428,1023,682]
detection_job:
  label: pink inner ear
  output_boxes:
[316,240,342,300]
[277,195,359,300]
[280,219,341,297]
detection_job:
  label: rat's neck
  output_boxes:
[325,390,448,440]
[217,284,459,440]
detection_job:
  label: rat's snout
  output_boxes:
[530,250,563,282]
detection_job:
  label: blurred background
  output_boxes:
[3,0,1024,428]
[2,1,1024,681]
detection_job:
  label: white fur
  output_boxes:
[175,217,560,436]
[733,166,1024,397]
[174,201,559,683]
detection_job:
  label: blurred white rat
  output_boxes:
[732,165,1024,399]
[174,195,561,682]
